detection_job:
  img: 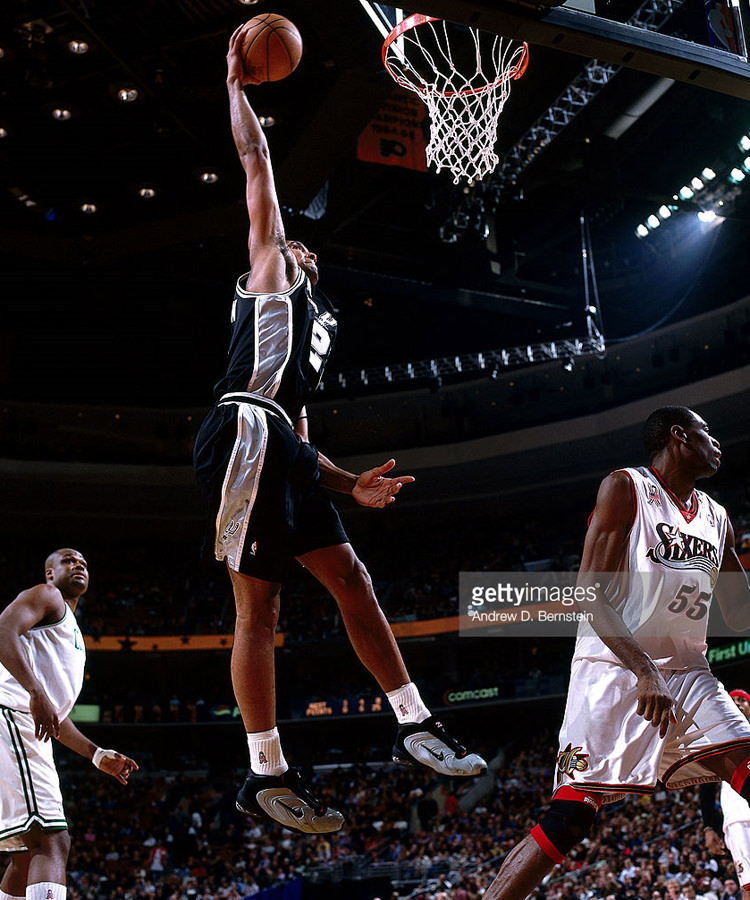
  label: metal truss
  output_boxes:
[323,322,605,392]
[494,0,687,189]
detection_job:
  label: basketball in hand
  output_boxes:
[240,14,303,83]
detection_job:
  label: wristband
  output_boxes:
[92,747,113,769]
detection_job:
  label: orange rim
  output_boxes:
[382,12,529,98]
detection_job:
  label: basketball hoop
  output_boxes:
[382,14,529,184]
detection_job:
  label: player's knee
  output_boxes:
[336,555,372,595]
[39,828,71,862]
[531,788,601,863]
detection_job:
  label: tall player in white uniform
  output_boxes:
[482,406,750,900]
[701,689,750,900]
[193,25,486,836]
[0,549,137,900]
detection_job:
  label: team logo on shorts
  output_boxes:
[557,743,589,778]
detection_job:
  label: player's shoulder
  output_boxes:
[14,582,66,621]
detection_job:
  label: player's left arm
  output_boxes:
[714,518,750,631]
[294,407,309,442]
[295,406,414,506]
[56,717,139,784]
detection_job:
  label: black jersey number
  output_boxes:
[309,321,332,373]
[667,583,711,621]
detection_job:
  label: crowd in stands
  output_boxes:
[5,727,746,900]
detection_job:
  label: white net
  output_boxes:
[383,16,528,184]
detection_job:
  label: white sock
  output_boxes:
[387,682,430,724]
[27,885,66,900]
[2,891,25,900]
[246,727,288,776]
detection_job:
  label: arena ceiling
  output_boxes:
[2,0,749,408]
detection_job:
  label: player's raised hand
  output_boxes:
[227,24,262,86]
[352,459,415,509]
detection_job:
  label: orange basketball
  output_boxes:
[240,14,303,83]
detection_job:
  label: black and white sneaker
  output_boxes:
[393,716,487,776]
[236,767,345,834]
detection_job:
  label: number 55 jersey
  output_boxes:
[575,465,728,671]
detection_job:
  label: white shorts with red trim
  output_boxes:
[725,819,750,889]
[554,660,750,804]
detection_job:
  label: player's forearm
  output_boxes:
[585,590,657,677]
[227,78,267,158]
[56,717,97,760]
[317,452,357,494]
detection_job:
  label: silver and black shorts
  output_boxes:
[194,392,349,582]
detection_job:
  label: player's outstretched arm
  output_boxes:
[578,470,676,737]
[57,718,138,785]
[226,24,284,263]
[0,584,65,741]
[714,519,750,631]
[316,453,415,508]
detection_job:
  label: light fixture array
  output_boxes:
[635,132,750,238]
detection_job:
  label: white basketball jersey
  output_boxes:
[574,466,727,670]
[0,603,86,720]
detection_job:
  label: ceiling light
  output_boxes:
[67,39,89,54]
[647,214,660,229]
[743,157,750,172]
[236,0,263,5]
[657,205,672,219]
[52,108,72,121]
[138,187,156,199]
[0,128,7,139]
[729,167,746,183]
[690,176,704,191]
[739,135,750,152]
[697,210,717,223]
[258,115,275,128]
[678,185,694,200]
[80,203,97,214]
[200,172,218,184]
[701,167,716,180]
[635,224,649,238]
[117,87,139,102]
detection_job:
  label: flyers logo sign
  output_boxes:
[646,523,719,578]
[557,743,589,778]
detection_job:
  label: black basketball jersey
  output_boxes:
[213,268,337,420]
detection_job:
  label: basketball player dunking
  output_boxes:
[193,24,486,836]
[482,406,750,900]
[0,549,137,900]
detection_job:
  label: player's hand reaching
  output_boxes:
[636,668,677,738]
[227,24,263,86]
[352,459,415,509]
[95,748,140,785]
[703,826,726,856]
